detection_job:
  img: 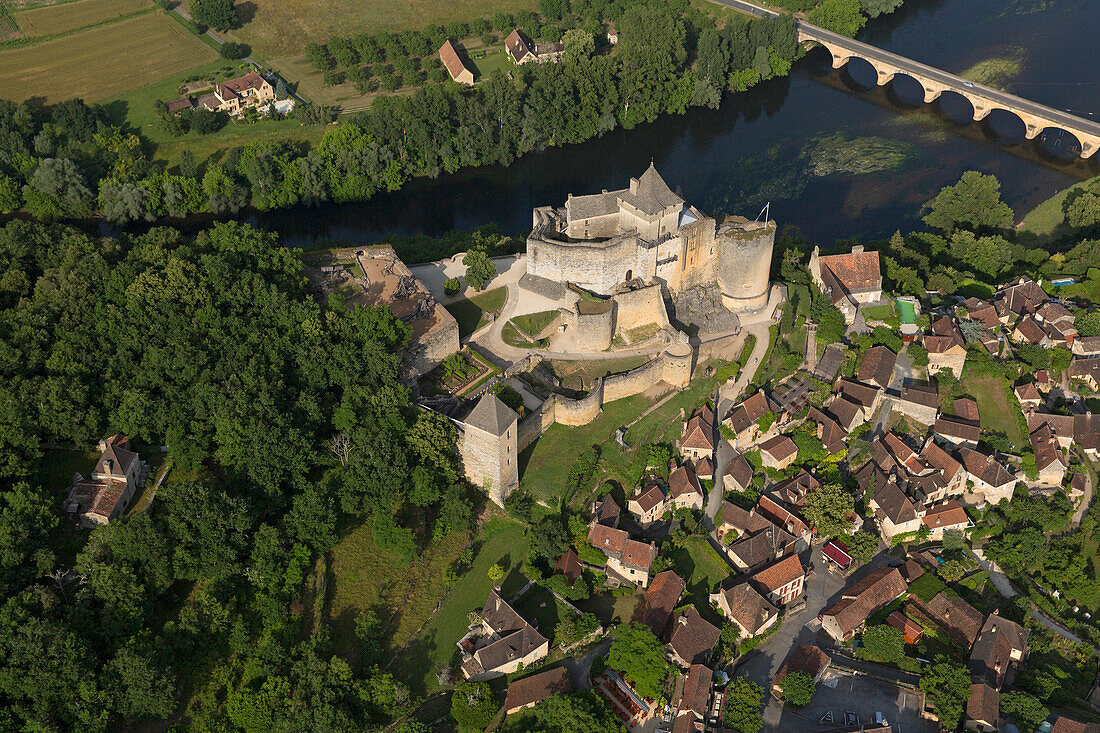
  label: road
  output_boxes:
[562,639,612,690]
[713,0,1100,146]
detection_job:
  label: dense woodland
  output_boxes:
[0,0,906,226]
[0,220,488,730]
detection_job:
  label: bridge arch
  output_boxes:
[982,108,1028,142]
[1035,127,1084,160]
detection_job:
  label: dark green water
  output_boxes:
[250,0,1100,249]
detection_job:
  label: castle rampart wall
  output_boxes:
[612,284,670,337]
[527,234,642,295]
[574,303,614,351]
[554,381,604,425]
[603,358,665,403]
[518,398,556,452]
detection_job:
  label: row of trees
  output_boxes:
[0,220,482,729]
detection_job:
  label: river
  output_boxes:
[249,0,1100,249]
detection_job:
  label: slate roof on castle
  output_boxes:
[465,393,518,435]
[566,163,686,221]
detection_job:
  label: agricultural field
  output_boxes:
[0,11,218,103]
[224,0,539,58]
[14,0,150,37]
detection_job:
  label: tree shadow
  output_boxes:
[235,1,258,25]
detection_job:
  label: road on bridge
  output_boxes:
[713,0,1100,151]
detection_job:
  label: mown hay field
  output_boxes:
[0,12,218,103]
[14,0,150,37]
[226,0,539,57]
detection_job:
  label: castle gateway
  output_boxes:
[526,164,776,312]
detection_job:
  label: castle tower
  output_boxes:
[458,393,519,506]
[716,218,776,312]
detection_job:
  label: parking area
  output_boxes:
[774,668,935,733]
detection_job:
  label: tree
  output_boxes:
[607,624,670,700]
[723,676,764,733]
[562,28,595,61]
[858,624,904,663]
[1064,190,1100,230]
[807,0,866,38]
[1076,309,1100,337]
[23,157,93,220]
[487,563,505,584]
[502,690,619,732]
[450,681,496,732]
[923,171,1014,232]
[907,343,929,368]
[0,175,21,213]
[937,558,968,582]
[779,671,815,707]
[190,0,238,30]
[1001,691,1049,733]
[104,637,176,721]
[220,41,250,59]
[463,246,496,290]
[98,180,154,224]
[802,484,854,539]
[920,657,971,729]
[843,531,879,563]
[860,0,903,17]
[811,285,846,345]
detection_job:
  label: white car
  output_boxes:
[963,81,975,87]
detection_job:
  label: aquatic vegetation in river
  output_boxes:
[803,133,921,177]
[958,46,1026,90]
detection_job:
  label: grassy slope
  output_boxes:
[963,373,1027,451]
[1019,174,1100,237]
[443,287,506,338]
[670,536,730,617]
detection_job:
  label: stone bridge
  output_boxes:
[717,0,1100,159]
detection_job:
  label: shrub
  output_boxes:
[444,277,462,295]
[779,671,815,707]
[219,41,250,59]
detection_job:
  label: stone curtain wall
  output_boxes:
[612,284,670,337]
[408,305,460,373]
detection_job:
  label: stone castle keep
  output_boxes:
[526,163,776,313]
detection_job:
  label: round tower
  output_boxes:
[661,331,694,388]
[715,218,776,312]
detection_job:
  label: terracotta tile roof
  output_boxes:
[165,97,193,112]
[681,406,715,451]
[750,554,804,594]
[911,591,983,647]
[996,278,1046,316]
[807,407,847,454]
[219,71,269,97]
[886,611,924,643]
[1015,382,1042,403]
[723,452,753,490]
[823,567,907,637]
[959,448,1016,489]
[588,523,627,558]
[632,570,685,636]
[1014,316,1048,345]
[631,485,666,513]
[717,501,772,536]
[555,548,582,585]
[668,464,703,500]
[771,469,821,506]
[473,590,549,674]
[922,501,968,531]
[1073,413,1099,451]
[836,379,880,410]
[694,456,714,478]
[970,613,1029,688]
[882,432,927,473]
[759,434,797,462]
[504,28,532,62]
[774,645,830,687]
[438,40,474,81]
[899,559,925,583]
[725,391,771,434]
[827,395,865,430]
[720,583,778,635]
[596,495,621,525]
[676,663,712,724]
[756,495,809,537]
[921,438,963,480]
[1069,359,1100,385]
[899,381,940,410]
[69,480,126,520]
[967,681,999,726]
[665,606,721,665]
[621,538,657,572]
[819,250,882,292]
[728,525,793,568]
[954,398,981,422]
[859,345,897,388]
[1036,301,1074,326]
[504,666,572,713]
[1026,411,1075,439]
[935,416,981,442]
[1030,423,1066,472]
[967,304,1001,330]
[874,480,918,525]
[1051,717,1100,733]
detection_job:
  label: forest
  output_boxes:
[0,219,481,730]
[0,0,903,226]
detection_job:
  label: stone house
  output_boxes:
[807,406,847,454]
[632,570,686,637]
[909,591,984,648]
[970,613,1029,689]
[504,29,564,64]
[587,524,657,587]
[668,464,704,512]
[759,434,797,471]
[755,495,811,550]
[713,582,779,638]
[627,483,666,527]
[503,667,573,716]
[959,448,1017,504]
[935,415,982,447]
[672,663,712,733]
[679,405,715,462]
[723,391,772,447]
[994,277,1047,319]
[459,590,549,680]
[1012,315,1053,348]
[925,316,968,377]
[965,681,1000,733]
[1069,358,1100,390]
[770,469,820,507]
[858,345,897,389]
[869,477,922,541]
[664,606,721,668]
[921,500,970,540]
[65,435,145,528]
[1014,382,1043,411]
[715,500,772,544]
[809,245,882,324]
[439,40,475,85]
[826,395,866,433]
[921,438,967,499]
[820,567,907,642]
[727,524,796,572]
[772,645,831,700]
[894,381,941,425]
[592,494,621,527]
[1029,423,1067,485]
[1050,717,1100,733]
[750,554,805,607]
[1071,335,1100,357]
[198,71,275,115]
[722,452,754,493]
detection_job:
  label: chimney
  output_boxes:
[852,245,865,254]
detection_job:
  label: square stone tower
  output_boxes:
[459,393,520,506]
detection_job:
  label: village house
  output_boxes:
[722,391,772,447]
[192,70,275,116]
[587,524,658,587]
[959,448,1017,503]
[925,316,968,376]
[970,613,1029,689]
[809,245,883,324]
[756,494,812,550]
[504,29,564,64]
[869,476,923,541]
[1050,716,1100,733]
[1072,335,1100,357]
[886,611,924,644]
[1030,423,1068,485]
[459,590,549,680]
[759,434,798,471]
[935,415,982,447]
[858,345,897,389]
[726,524,796,572]
[995,277,1047,320]
[826,394,867,433]
[1012,315,1053,348]
[909,590,984,648]
[1075,413,1100,459]
[668,463,705,512]
[627,482,666,527]
[65,435,146,528]
[554,548,582,586]
[679,405,715,462]
[439,40,475,85]
[921,438,967,499]
[694,455,714,481]
[772,645,831,700]
[503,667,573,716]
[894,380,942,425]
[964,300,1002,331]
[835,377,882,417]
[632,570,686,637]
[592,494,621,527]
[807,406,847,455]
[671,663,712,733]
[722,451,755,493]
[1014,382,1043,411]
[715,500,772,544]
[771,468,821,506]
[750,554,806,607]
[965,681,1000,733]
[820,567,907,642]
[664,606,721,668]
[1069,358,1100,390]
[713,582,779,638]
[921,500,970,540]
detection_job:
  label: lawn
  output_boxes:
[908,570,946,602]
[625,358,729,447]
[668,536,732,616]
[0,11,218,103]
[444,286,506,338]
[325,516,472,662]
[862,302,896,321]
[1020,174,1100,237]
[14,0,150,37]
[472,48,512,79]
[389,516,529,695]
[962,373,1027,451]
[511,309,558,339]
[224,0,540,58]
[502,321,547,348]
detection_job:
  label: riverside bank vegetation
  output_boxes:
[0,0,906,226]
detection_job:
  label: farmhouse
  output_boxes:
[459,590,549,680]
[439,40,475,85]
[664,606,721,668]
[809,244,882,323]
[504,29,564,63]
[195,70,274,115]
[627,482,667,527]
[65,435,146,528]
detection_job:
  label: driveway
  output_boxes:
[561,640,612,690]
